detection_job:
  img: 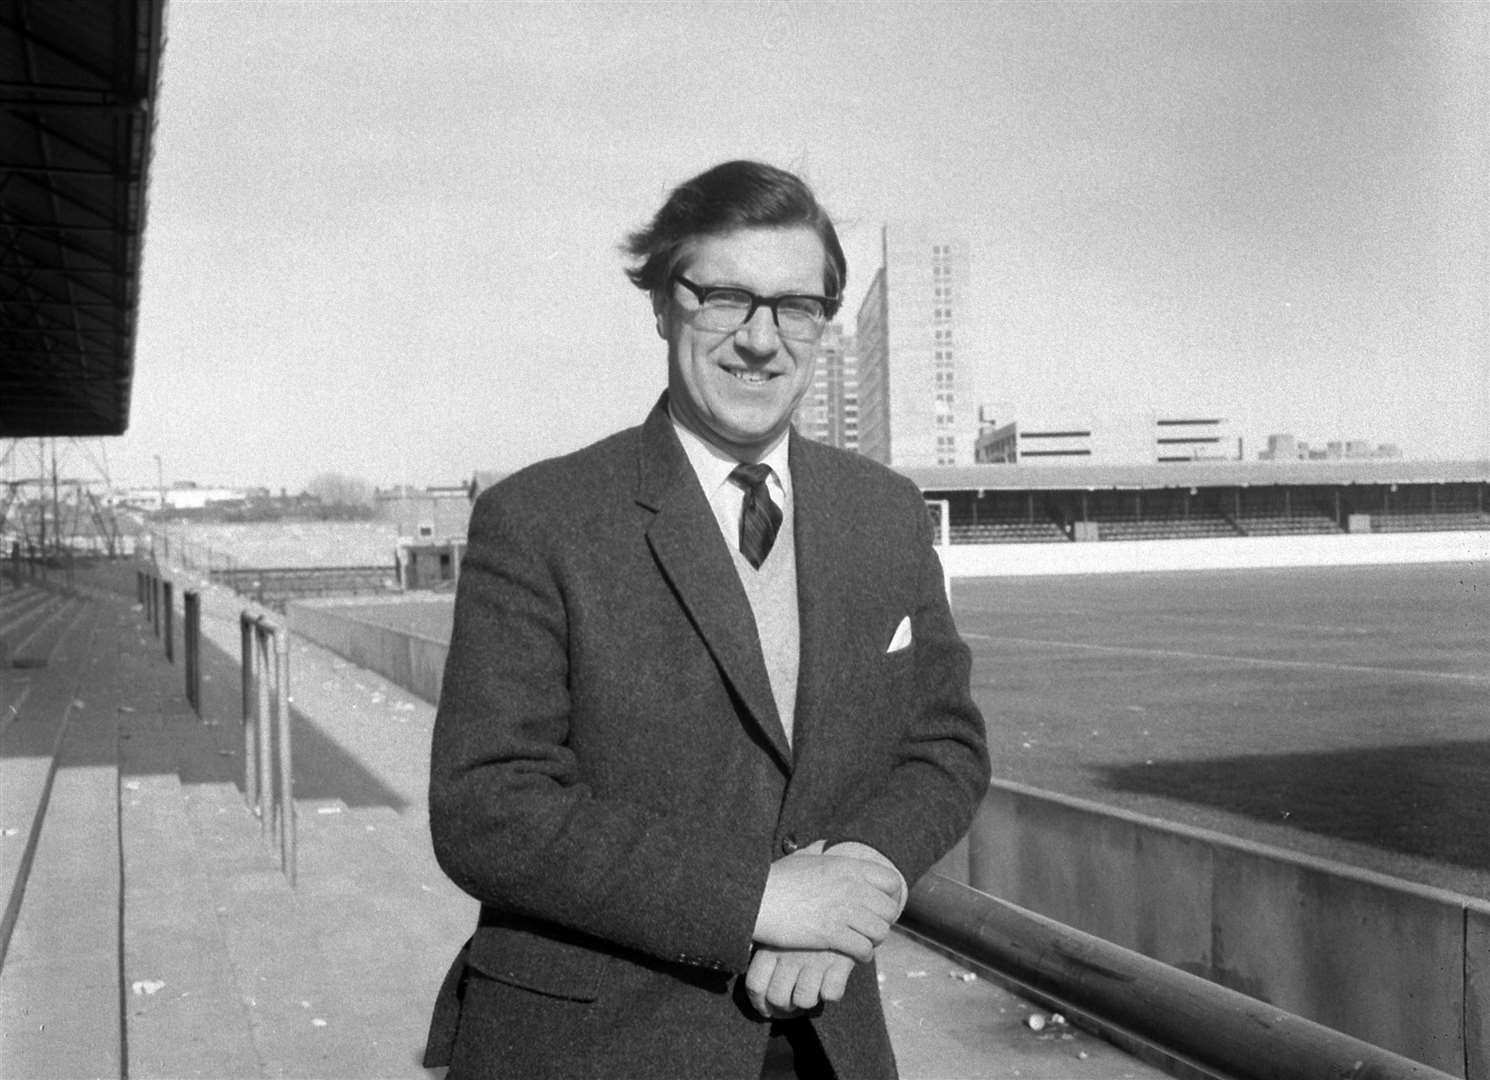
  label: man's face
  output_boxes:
[656,226,826,462]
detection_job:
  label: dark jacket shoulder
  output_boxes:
[791,434,932,537]
[469,423,645,539]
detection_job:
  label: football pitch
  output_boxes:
[951,560,1489,897]
[339,560,1489,897]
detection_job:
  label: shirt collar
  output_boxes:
[669,408,792,502]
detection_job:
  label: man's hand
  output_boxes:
[824,841,908,916]
[752,849,900,962]
[744,948,855,1019]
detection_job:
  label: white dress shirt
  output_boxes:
[669,413,791,553]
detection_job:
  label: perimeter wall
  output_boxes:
[936,528,1490,578]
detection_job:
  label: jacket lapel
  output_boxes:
[634,400,793,770]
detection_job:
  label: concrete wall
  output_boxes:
[286,601,448,706]
[938,529,1489,578]
[969,779,1489,1078]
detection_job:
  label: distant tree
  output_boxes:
[305,473,372,509]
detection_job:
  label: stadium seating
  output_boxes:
[1370,510,1490,533]
[1231,510,1343,536]
[948,517,1068,544]
[1094,515,1241,541]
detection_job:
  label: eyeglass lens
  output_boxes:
[679,279,827,341]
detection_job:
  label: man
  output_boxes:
[425,160,990,1079]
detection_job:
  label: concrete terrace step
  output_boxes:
[0,597,126,1080]
[119,692,262,1079]
[0,587,57,638]
[214,803,474,1079]
[0,596,105,964]
[2,591,85,669]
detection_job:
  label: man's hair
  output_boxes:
[622,160,846,316]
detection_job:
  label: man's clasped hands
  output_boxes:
[747,840,906,1020]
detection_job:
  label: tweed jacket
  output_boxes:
[426,395,990,1080]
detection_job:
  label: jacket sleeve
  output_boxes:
[824,480,992,889]
[428,485,767,974]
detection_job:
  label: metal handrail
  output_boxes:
[239,607,296,885]
[902,874,1458,1080]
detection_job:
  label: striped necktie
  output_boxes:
[728,463,782,569]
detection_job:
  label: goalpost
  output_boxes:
[926,498,952,602]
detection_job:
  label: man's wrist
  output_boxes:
[823,840,908,916]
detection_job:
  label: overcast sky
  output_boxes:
[93,0,1488,491]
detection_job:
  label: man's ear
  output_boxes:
[650,290,667,340]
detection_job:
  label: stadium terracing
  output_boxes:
[2,4,1486,1078]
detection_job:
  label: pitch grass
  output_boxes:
[332,561,1489,898]
[952,560,1488,898]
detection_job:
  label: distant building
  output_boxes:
[468,470,507,498]
[794,323,859,451]
[976,413,1239,465]
[975,419,1094,464]
[1259,434,1404,462]
[105,482,247,511]
[1154,416,1238,463]
[375,484,472,539]
[855,226,977,467]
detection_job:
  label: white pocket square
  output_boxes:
[886,616,913,653]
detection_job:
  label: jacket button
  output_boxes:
[780,834,800,855]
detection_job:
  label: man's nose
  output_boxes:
[735,304,780,353]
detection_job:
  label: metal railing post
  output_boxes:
[184,589,200,713]
[275,628,295,885]
[241,612,257,811]
[163,580,174,663]
[256,628,272,832]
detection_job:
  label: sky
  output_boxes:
[87,0,1489,492]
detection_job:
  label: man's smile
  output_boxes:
[723,366,779,386]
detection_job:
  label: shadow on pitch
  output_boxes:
[1096,740,1490,872]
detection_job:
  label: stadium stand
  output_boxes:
[1360,483,1490,533]
[909,462,1489,547]
[1371,510,1490,532]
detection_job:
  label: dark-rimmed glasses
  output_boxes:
[671,275,835,343]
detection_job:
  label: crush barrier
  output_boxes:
[904,874,1460,1080]
[240,607,296,885]
[965,779,1488,1078]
